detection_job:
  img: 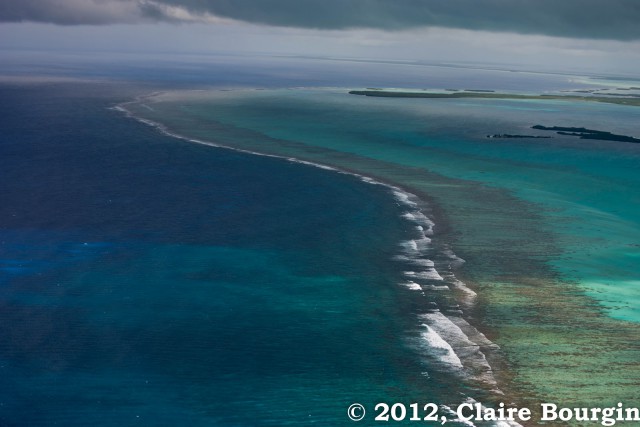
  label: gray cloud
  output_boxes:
[0,0,142,25]
[1,0,640,40]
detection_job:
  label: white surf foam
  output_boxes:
[405,270,444,281]
[392,190,418,208]
[118,92,506,412]
[394,256,436,269]
[419,324,464,369]
[420,312,500,390]
[402,281,424,291]
[398,238,432,256]
[402,211,435,234]
[422,284,450,291]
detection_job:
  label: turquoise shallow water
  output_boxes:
[3,82,499,425]
[156,88,640,322]
[4,53,640,425]
[127,84,640,417]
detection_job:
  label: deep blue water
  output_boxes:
[0,52,602,425]
[0,82,470,425]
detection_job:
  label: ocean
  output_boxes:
[1,54,639,425]
[0,79,495,425]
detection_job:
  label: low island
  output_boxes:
[532,125,640,143]
[487,134,552,139]
[349,89,640,143]
[348,89,640,107]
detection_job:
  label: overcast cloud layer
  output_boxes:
[1,0,640,40]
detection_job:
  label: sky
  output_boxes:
[1,0,640,75]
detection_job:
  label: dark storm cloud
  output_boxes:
[1,0,639,40]
[0,0,140,25]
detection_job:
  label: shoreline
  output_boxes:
[115,94,523,420]
[349,89,640,108]
[117,88,640,426]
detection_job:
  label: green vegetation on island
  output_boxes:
[348,89,640,107]
[487,134,552,139]
[532,125,640,143]
[349,90,640,143]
